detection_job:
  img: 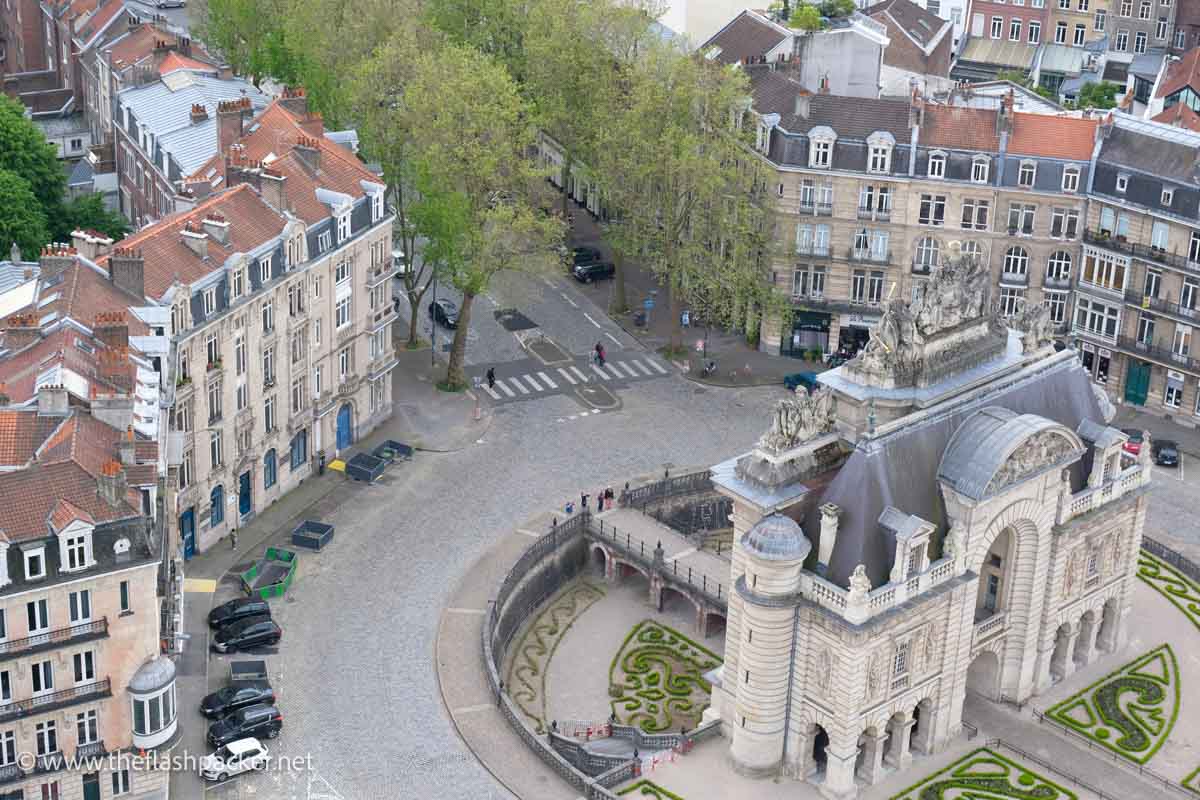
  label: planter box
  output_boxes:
[345,453,386,483]
[372,440,413,465]
[291,520,334,551]
[230,660,268,683]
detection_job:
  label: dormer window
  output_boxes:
[1116,173,1128,193]
[337,212,351,242]
[372,191,384,221]
[971,157,989,184]
[231,267,245,299]
[170,304,183,336]
[24,547,45,580]
[203,288,216,316]
[1161,188,1173,206]
[867,132,894,174]
[1018,160,1037,188]
[63,532,90,571]
[1062,166,1080,193]
[927,151,947,179]
[259,255,272,284]
[808,127,836,169]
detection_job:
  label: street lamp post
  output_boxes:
[430,273,438,368]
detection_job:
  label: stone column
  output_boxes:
[884,715,915,771]
[1076,619,1100,668]
[1035,641,1058,694]
[856,730,888,785]
[820,738,860,800]
[911,707,936,756]
[1059,627,1080,680]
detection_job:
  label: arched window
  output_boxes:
[927,151,946,179]
[1047,251,1072,281]
[264,449,277,490]
[915,237,941,269]
[971,156,990,183]
[1004,246,1029,275]
[210,485,224,527]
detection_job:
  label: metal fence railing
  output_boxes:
[618,470,712,511]
[1142,536,1200,585]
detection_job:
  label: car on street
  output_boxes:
[201,681,276,719]
[1121,428,1145,456]
[572,261,614,283]
[155,0,185,7]
[211,616,282,654]
[428,298,458,329]
[571,246,603,265]
[199,737,269,781]
[207,705,283,748]
[208,598,270,630]
[1152,439,1180,467]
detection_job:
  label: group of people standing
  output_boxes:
[567,487,615,515]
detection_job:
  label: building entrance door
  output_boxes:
[1124,360,1150,405]
[180,508,195,561]
[336,404,353,450]
[239,470,252,517]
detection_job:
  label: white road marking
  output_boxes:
[590,409,601,414]
[557,368,577,385]
[541,277,554,287]
[509,376,531,395]
[524,373,543,391]
[631,359,654,376]
[618,362,639,378]
[560,292,579,308]
[538,371,558,389]
[590,364,610,379]
[446,607,487,615]
[483,294,497,306]
[570,366,590,383]
[605,363,623,379]
[483,385,501,399]
[583,312,602,328]
[495,380,516,398]
[645,357,669,374]
[605,332,621,345]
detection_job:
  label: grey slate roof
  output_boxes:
[117,74,269,176]
[129,655,176,693]
[742,513,812,561]
[1129,50,1166,81]
[702,11,788,64]
[0,261,39,293]
[866,0,948,50]
[804,353,1103,587]
[1077,418,1125,449]
[1098,122,1200,182]
[67,157,95,187]
[749,68,912,138]
[937,408,1077,501]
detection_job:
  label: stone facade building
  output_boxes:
[705,254,1148,799]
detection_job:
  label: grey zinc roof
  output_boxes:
[742,513,812,561]
[118,74,268,175]
[0,261,39,293]
[702,11,788,64]
[128,655,176,694]
[804,353,1103,588]
[1099,120,1200,182]
[748,68,912,138]
[1129,50,1166,80]
[67,157,94,187]
[878,506,925,542]
[1077,418,1125,449]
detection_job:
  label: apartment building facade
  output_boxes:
[1046,0,1106,47]
[0,402,171,800]
[100,98,397,556]
[1070,115,1200,422]
[1105,0,1176,59]
[747,67,1097,358]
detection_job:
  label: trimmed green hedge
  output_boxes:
[609,619,722,733]
[1138,553,1200,633]
[1183,765,1200,795]
[889,747,1078,800]
[617,779,685,799]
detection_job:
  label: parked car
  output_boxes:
[571,246,603,265]
[200,738,269,781]
[211,616,282,654]
[1121,428,1145,456]
[155,0,185,7]
[208,598,270,630]
[207,705,282,748]
[201,681,276,719]
[572,261,614,283]
[428,298,458,329]
[1152,439,1180,467]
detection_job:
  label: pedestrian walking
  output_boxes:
[595,341,606,366]
[597,488,605,511]
[581,493,589,512]
[486,367,496,389]
[230,529,237,550]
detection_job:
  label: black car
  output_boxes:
[428,298,459,329]
[207,598,270,630]
[207,704,283,748]
[571,246,603,265]
[572,261,615,283]
[1153,439,1180,467]
[211,616,282,654]
[200,681,276,719]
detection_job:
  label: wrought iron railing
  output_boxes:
[0,679,111,722]
[0,618,107,659]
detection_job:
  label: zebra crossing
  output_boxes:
[477,354,671,403]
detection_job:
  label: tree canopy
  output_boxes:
[0,96,65,216]
[0,170,50,260]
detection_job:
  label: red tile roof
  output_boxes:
[159,51,217,76]
[49,498,95,531]
[73,0,124,47]
[0,462,140,542]
[106,24,163,68]
[919,106,1001,151]
[1008,113,1098,160]
[1152,102,1200,132]
[1156,47,1200,99]
[98,185,288,299]
[0,411,63,467]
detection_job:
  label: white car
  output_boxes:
[200,737,269,781]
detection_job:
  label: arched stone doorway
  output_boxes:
[856,725,888,784]
[811,725,830,773]
[967,650,1001,699]
[703,611,726,641]
[1049,623,1073,683]
[1097,597,1120,652]
[591,546,608,578]
[884,712,914,770]
[911,698,935,755]
[1074,610,1099,667]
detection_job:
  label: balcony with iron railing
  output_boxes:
[1123,289,1200,325]
[1000,271,1029,287]
[0,618,108,662]
[1043,274,1072,291]
[0,678,112,723]
[848,247,892,265]
[856,206,891,222]
[795,243,832,258]
[366,262,399,288]
[1116,335,1200,373]
[1084,229,1200,276]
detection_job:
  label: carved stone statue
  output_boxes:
[913,245,989,336]
[815,651,832,691]
[985,432,1076,495]
[866,651,883,699]
[943,521,965,563]
[923,625,938,666]
[1063,549,1079,597]
[1013,301,1054,353]
[757,386,836,454]
[849,564,872,596]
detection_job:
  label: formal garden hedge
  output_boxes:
[1138,552,1200,633]
[617,780,685,799]
[890,747,1078,800]
[609,619,722,733]
[1045,643,1179,765]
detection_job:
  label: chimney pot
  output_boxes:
[818,503,841,569]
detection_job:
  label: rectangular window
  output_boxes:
[120,580,130,613]
[1137,313,1156,344]
[235,336,245,375]
[1116,29,1129,49]
[868,271,884,304]
[0,610,5,641]
[289,282,305,316]
[1010,18,1022,39]
[811,265,826,297]
[1062,168,1080,193]
[1165,372,1184,407]
[919,194,946,226]
[961,199,990,230]
[928,154,946,178]
[203,288,216,316]
[852,270,867,302]
[810,140,832,168]
[180,449,194,489]
[261,300,274,333]
[1045,291,1068,324]
[1120,0,1131,14]
[291,333,306,364]
[336,297,352,328]
[27,599,48,633]
[73,651,95,684]
[1029,20,1041,41]
[1081,251,1128,292]
[1073,297,1122,339]
[265,395,276,432]
[318,231,331,252]
[263,347,276,387]
[291,377,307,413]
[972,159,989,183]
[1139,0,1150,17]
[31,660,53,695]
[65,535,86,571]
[68,590,90,623]
[868,145,890,173]
[894,642,909,675]
[112,769,130,796]
[1190,231,1200,263]
[339,346,353,379]
[1000,286,1026,316]
[1151,220,1170,250]
[231,267,244,299]
[207,380,222,422]
[338,213,351,241]
[35,721,56,756]
[236,382,248,411]
[1174,28,1185,48]
[1162,188,1174,206]
[1135,30,1147,52]
[314,365,324,396]
[991,16,1003,37]
[1173,325,1192,358]
[210,431,223,467]
[0,731,13,765]
[1050,208,1079,239]
[1056,21,1067,42]
[1095,9,1106,30]
[1018,161,1037,187]
[1008,203,1036,235]
[1074,23,1086,44]
[335,260,351,285]
[1145,270,1162,299]
[205,333,219,367]
[1156,16,1167,39]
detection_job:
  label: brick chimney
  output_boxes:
[995,89,1015,136]
[216,97,252,159]
[37,384,69,416]
[94,311,129,348]
[39,243,76,279]
[179,36,192,56]
[117,425,136,464]
[227,160,288,212]
[294,135,321,173]
[98,346,132,393]
[908,83,925,128]
[2,313,42,350]
[109,247,145,299]
[190,103,208,124]
[202,211,230,245]
[279,86,308,117]
[70,229,114,261]
[97,460,128,508]
[181,220,209,259]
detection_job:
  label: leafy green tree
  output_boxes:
[0,96,65,217]
[423,0,531,83]
[788,4,823,31]
[818,0,855,17]
[194,0,300,86]
[1076,81,1121,110]
[403,43,562,389]
[994,69,1032,85]
[0,170,50,259]
[54,194,130,243]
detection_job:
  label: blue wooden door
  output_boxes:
[336,404,353,450]
[180,508,195,561]
[239,470,252,516]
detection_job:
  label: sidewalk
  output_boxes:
[569,209,810,388]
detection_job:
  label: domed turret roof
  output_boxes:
[741,513,811,562]
[128,656,176,694]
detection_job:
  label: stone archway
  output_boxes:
[811,724,830,771]
[1049,623,1073,683]
[884,711,914,770]
[1074,609,1099,667]
[590,545,608,579]
[966,650,1001,700]
[975,527,1014,622]
[1097,597,1120,652]
[856,725,888,784]
[702,611,726,640]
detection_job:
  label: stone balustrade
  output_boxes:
[1059,463,1148,525]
